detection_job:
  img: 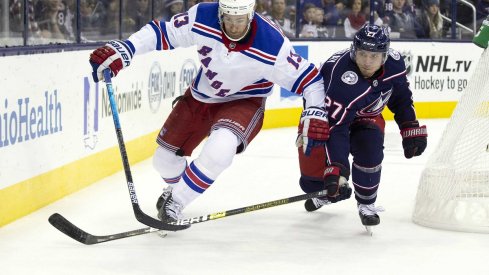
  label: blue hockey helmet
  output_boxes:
[350,23,390,63]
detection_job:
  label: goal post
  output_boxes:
[412,49,489,233]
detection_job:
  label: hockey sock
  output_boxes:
[153,146,187,186]
[172,128,239,207]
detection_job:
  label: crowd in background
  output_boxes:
[1,0,488,46]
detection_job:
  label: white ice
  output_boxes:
[1,119,488,275]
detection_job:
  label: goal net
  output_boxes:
[412,49,489,233]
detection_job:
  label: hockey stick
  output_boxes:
[99,69,188,231]
[48,189,327,245]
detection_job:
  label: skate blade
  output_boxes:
[365,226,374,236]
[157,231,168,238]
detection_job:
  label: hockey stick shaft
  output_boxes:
[172,190,327,225]
[103,69,188,231]
[48,190,327,245]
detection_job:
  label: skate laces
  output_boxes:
[164,195,184,220]
[312,197,331,208]
[358,203,385,216]
[162,185,173,199]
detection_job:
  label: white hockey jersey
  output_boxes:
[124,2,325,108]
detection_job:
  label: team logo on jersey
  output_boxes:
[401,51,413,76]
[148,62,163,113]
[341,71,358,85]
[373,80,378,87]
[357,89,392,116]
[388,49,401,60]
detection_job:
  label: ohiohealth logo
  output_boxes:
[0,90,63,148]
[83,77,99,150]
[281,45,308,99]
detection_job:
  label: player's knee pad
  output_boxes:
[194,128,239,179]
[352,162,382,187]
[153,146,187,179]
[299,176,324,193]
[352,162,382,204]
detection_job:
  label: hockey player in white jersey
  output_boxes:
[89,0,330,224]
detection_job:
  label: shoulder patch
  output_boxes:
[341,71,358,85]
[388,49,401,60]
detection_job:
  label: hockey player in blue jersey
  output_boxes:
[297,23,428,229]
[89,0,330,224]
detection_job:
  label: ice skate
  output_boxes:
[157,192,184,224]
[304,197,331,211]
[156,185,173,211]
[358,203,384,235]
[305,183,352,211]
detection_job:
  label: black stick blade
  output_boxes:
[48,213,93,244]
[49,213,169,245]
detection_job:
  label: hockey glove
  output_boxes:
[400,120,428,159]
[89,40,133,82]
[323,164,352,202]
[296,107,330,156]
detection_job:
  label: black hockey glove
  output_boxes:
[323,163,352,203]
[400,120,428,159]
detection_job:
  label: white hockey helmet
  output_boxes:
[219,0,255,18]
[218,0,256,41]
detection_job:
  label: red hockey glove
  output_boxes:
[296,107,330,156]
[400,120,428,159]
[89,40,133,82]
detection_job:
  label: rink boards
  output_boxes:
[0,41,483,226]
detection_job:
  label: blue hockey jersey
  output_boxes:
[321,48,417,167]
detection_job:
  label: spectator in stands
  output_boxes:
[415,0,444,38]
[8,0,23,33]
[322,0,343,26]
[80,0,102,32]
[315,6,330,37]
[288,1,297,33]
[301,0,343,25]
[344,0,366,38]
[316,0,348,37]
[362,0,386,27]
[35,0,75,41]
[8,0,40,37]
[267,0,295,38]
[476,0,489,27]
[300,3,319,37]
[371,0,386,19]
[164,0,184,20]
[437,0,475,29]
[255,0,270,16]
[100,0,119,35]
[385,0,417,38]
[126,0,152,32]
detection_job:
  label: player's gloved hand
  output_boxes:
[323,164,352,202]
[89,40,133,82]
[296,107,329,156]
[400,120,428,159]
